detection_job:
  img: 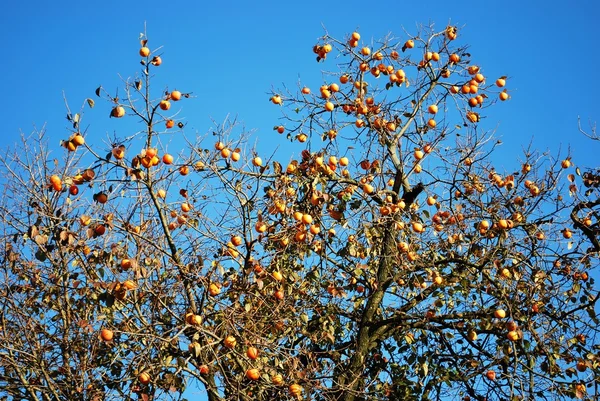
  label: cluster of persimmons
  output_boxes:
[29,24,597,401]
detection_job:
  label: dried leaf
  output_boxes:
[86,98,95,108]
[34,234,48,245]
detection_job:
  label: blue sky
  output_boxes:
[2,1,599,399]
[2,1,599,171]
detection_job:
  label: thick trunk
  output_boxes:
[336,226,397,401]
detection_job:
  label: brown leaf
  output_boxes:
[29,225,39,238]
[34,234,48,245]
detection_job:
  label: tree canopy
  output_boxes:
[0,24,599,401]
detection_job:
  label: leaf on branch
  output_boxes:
[190,342,201,358]
[86,98,95,108]
[35,249,47,262]
[95,86,102,97]
[34,234,48,245]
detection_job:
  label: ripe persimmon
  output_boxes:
[208,283,221,296]
[112,146,125,159]
[138,372,151,385]
[151,56,162,66]
[301,214,313,225]
[223,336,237,349]
[111,106,126,118]
[412,221,425,233]
[231,235,243,246]
[121,259,132,270]
[162,154,174,164]
[100,328,114,341]
[246,346,259,360]
[49,175,62,191]
[289,384,303,396]
[271,374,284,386]
[220,148,231,158]
[252,156,263,167]
[65,141,77,152]
[95,225,106,236]
[72,134,85,146]
[467,65,480,75]
[139,47,150,57]
[159,100,171,111]
[96,192,108,204]
[494,309,506,319]
[255,221,267,233]
[507,330,520,341]
[170,90,182,101]
[246,368,260,381]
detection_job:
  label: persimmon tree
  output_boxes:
[1,24,599,401]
